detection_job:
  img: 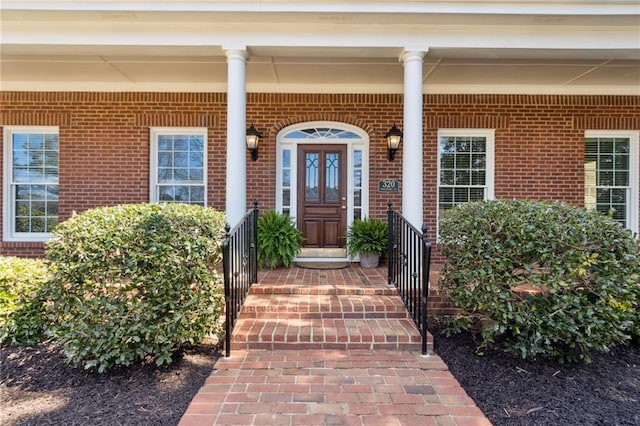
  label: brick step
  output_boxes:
[240,293,410,319]
[249,283,398,296]
[231,317,432,352]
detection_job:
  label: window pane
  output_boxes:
[354,150,362,168]
[174,169,188,182]
[189,136,204,152]
[614,171,629,186]
[159,186,175,202]
[455,170,470,185]
[441,170,454,185]
[31,217,46,233]
[282,149,291,168]
[354,189,361,207]
[158,136,172,151]
[471,171,486,186]
[174,152,188,167]
[189,152,204,168]
[440,154,454,169]
[174,136,188,151]
[325,153,339,202]
[47,201,59,215]
[456,138,471,152]
[614,139,630,154]
[283,169,290,187]
[454,188,469,203]
[354,169,361,187]
[455,153,470,169]
[614,155,628,170]
[472,154,486,169]
[305,153,319,201]
[600,155,614,170]
[158,152,172,167]
[158,168,172,183]
[471,138,487,152]
[470,188,485,201]
[46,217,58,232]
[189,169,203,182]
[599,171,614,186]
[190,187,205,203]
[441,137,455,153]
[283,189,290,206]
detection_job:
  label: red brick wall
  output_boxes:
[1,92,639,258]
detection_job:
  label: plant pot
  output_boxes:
[359,252,380,268]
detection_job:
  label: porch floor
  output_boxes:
[179,265,490,426]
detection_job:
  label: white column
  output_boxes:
[225,49,248,227]
[401,50,425,229]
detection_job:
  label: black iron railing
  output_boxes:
[222,201,259,357]
[387,202,432,355]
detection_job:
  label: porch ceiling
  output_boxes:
[1,4,639,94]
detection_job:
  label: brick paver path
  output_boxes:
[180,266,491,426]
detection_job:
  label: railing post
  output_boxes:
[251,200,259,284]
[421,224,430,356]
[222,223,231,358]
[387,201,394,285]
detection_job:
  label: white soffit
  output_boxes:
[1,2,639,94]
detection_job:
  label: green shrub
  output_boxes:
[0,257,50,345]
[44,203,226,372]
[257,210,304,268]
[439,199,640,363]
[346,218,388,256]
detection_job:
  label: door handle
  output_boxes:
[342,206,346,210]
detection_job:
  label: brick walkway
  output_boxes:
[179,266,491,426]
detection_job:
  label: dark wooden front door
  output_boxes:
[297,144,347,248]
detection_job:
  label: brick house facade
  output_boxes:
[2,92,638,258]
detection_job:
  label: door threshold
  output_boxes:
[298,248,347,259]
[294,257,351,263]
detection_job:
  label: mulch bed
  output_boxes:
[1,342,219,426]
[2,333,639,426]
[432,327,640,425]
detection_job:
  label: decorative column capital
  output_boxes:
[225,48,248,63]
[400,50,427,65]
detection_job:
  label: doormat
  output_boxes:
[295,261,350,270]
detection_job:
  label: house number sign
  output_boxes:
[378,179,399,193]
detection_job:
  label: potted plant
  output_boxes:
[257,210,304,268]
[346,217,388,268]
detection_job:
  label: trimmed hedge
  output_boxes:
[439,199,640,362]
[0,256,50,345]
[44,203,226,372]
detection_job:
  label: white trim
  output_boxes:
[149,127,208,205]
[584,130,639,235]
[2,82,638,96]
[4,1,638,16]
[275,121,370,251]
[436,128,496,236]
[2,126,59,242]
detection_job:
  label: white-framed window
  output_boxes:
[437,129,495,223]
[149,127,207,206]
[3,126,60,242]
[584,130,639,234]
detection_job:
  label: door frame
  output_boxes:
[275,121,370,253]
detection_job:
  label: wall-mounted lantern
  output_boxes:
[385,124,403,161]
[246,124,262,161]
